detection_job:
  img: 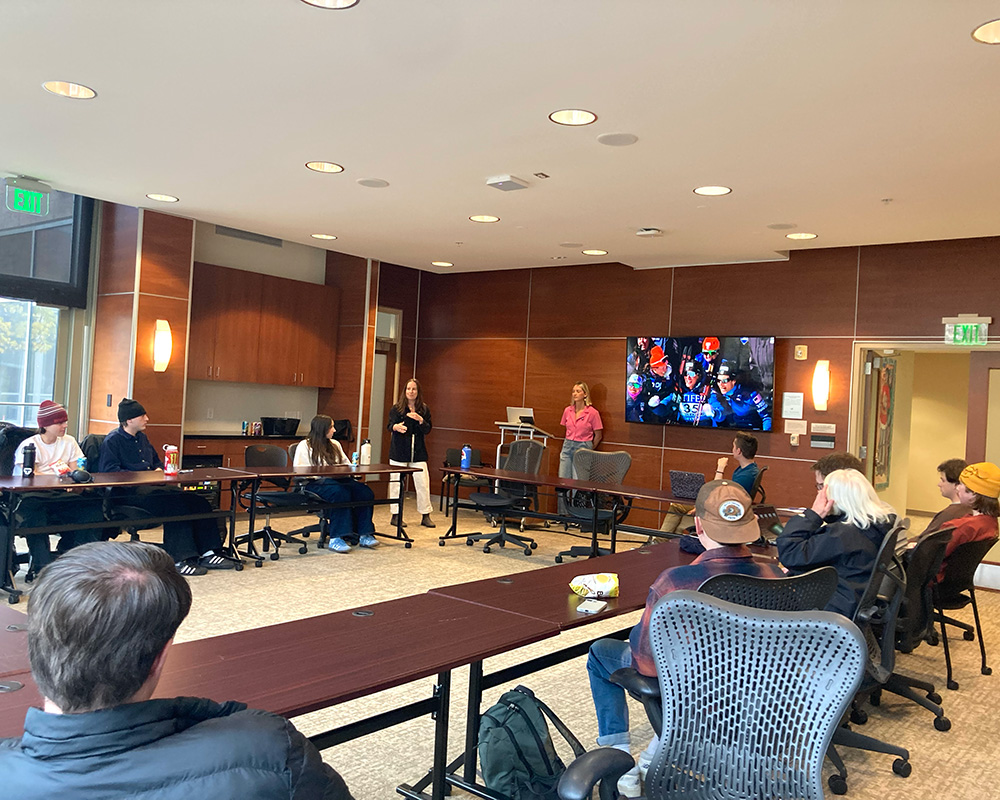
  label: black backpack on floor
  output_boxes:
[478,685,586,800]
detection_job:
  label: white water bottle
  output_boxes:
[360,439,372,465]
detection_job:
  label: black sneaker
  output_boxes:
[198,553,235,570]
[176,560,208,576]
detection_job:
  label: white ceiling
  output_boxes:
[3,1,1000,273]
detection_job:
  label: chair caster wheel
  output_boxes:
[892,758,911,778]
[530,542,538,549]
[270,552,279,561]
[7,593,20,605]
[466,538,474,546]
[234,562,244,571]
[302,532,310,538]
[927,691,942,704]
[439,539,446,546]
[964,631,975,641]
[298,546,308,554]
[983,666,993,676]
[524,548,532,556]
[555,556,563,563]
[483,546,491,554]
[926,632,939,646]
[850,708,867,725]
[254,560,263,568]
[405,541,412,548]
[947,680,959,690]
[828,775,848,795]
[934,715,951,731]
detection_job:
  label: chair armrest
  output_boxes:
[610,667,660,702]
[558,748,634,800]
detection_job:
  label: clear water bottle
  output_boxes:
[460,444,472,469]
[360,439,372,465]
[21,443,36,477]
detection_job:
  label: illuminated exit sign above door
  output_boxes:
[3,176,51,216]
[942,314,992,346]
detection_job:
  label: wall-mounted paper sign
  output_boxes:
[782,392,804,420]
[784,419,808,435]
[811,423,836,434]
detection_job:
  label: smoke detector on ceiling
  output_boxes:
[486,174,530,191]
[636,227,663,238]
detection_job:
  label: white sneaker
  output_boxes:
[617,765,642,798]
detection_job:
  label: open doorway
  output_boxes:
[372,308,402,467]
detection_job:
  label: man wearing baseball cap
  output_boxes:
[933,461,1000,582]
[586,480,783,796]
[11,401,104,573]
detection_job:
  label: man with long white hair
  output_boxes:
[778,468,898,617]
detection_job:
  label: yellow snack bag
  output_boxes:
[569,572,619,599]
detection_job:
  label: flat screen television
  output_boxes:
[626,336,775,431]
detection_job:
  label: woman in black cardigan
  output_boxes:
[387,378,435,528]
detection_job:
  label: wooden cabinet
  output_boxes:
[189,263,339,388]
[188,263,263,383]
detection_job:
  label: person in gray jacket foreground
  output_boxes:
[0,541,353,800]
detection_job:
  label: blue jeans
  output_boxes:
[587,637,633,745]
[558,438,593,515]
[309,479,375,544]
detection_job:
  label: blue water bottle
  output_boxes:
[460,444,472,469]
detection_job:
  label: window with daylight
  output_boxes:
[0,297,60,426]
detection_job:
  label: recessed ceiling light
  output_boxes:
[300,0,359,7]
[549,109,597,126]
[972,18,1000,43]
[596,132,638,147]
[145,193,179,203]
[785,232,818,240]
[42,80,96,99]
[311,233,338,240]
[693,185,732,196]
[469,215,500,223]
[305,161,344,173]
[431,261,453,267]
[582,249,608,256]
[357,178,389,188]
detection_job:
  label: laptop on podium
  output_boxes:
[505,406,535,425]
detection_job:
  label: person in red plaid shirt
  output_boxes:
[586,480,783,796]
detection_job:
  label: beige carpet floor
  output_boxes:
[10,502,1000,799]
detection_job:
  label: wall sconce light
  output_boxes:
[153,319,172,372]
[812,360,830,411]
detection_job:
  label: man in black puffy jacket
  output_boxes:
[0,541,353,800]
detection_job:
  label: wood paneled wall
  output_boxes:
[414,236,1000,526]
[89,206,193,453]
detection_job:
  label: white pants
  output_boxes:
[388,459,432,515]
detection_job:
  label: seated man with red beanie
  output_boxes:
[99,398,232,577]
[12,400,104,573]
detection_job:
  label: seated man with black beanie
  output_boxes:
[99,398,231,576]
[0,541,353,799]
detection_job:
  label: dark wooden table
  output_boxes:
[237,463,420,563]
[439,464,690,557]
[0,592,558,800]
[0,605,28,679]
[0,467,255,603]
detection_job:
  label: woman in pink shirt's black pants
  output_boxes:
[558,382,603,517]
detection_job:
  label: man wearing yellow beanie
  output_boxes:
[935,461,1000,582]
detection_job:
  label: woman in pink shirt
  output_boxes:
[558,382,603,516]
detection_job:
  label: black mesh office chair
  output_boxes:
[466,439,545,555]
[933,534,998,689]
[748,464,768,503]
[559,591,866,800]
[439,447,490,515]
[556,449,631,562]
[235,444,312,561]
[0,423,40,589]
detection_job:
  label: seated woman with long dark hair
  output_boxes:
[293,415,377,554]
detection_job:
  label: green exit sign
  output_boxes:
[944,321,989,346]
[5,184,49,216]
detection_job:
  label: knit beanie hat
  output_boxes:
[959,462,1000,499]
[37,400,68,429]
[117,398,147,426]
